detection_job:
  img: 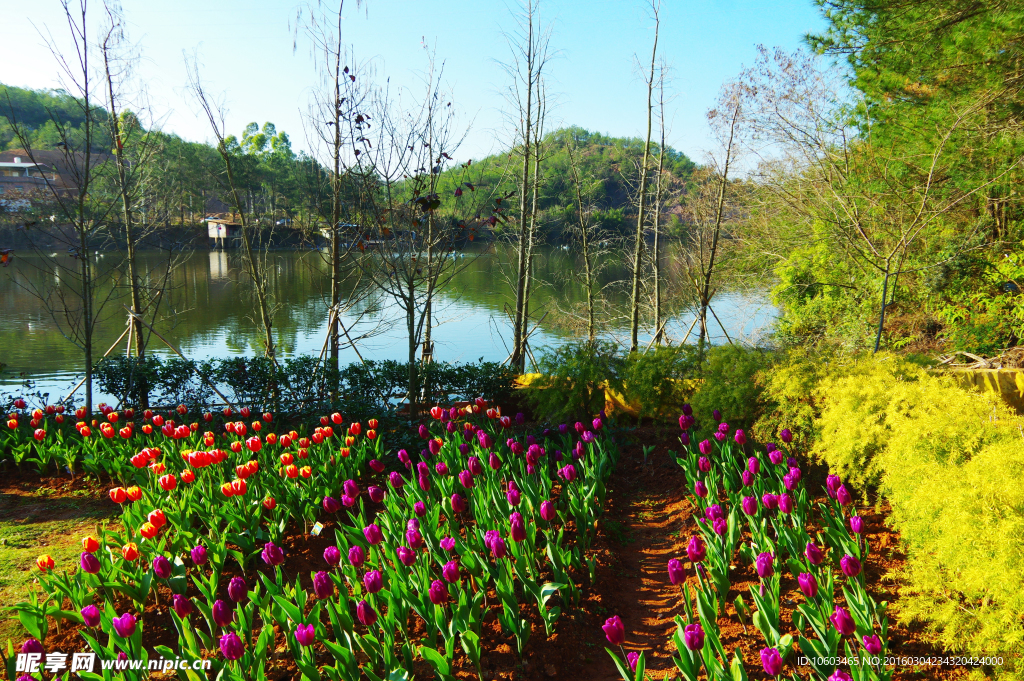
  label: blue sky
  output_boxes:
[0,0,828,163]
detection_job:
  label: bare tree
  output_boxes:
[2,0,124,416]
[691,85,741,357]
[628,0,660,352]
[565,135,613,342]
[354,63,492,417]
[501,0,552,371]
[186,58,277,360]
[298,0,380,388]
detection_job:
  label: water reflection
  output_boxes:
[0,243,776,400]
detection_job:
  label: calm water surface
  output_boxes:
[0,244,776,402]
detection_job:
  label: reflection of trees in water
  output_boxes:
[1,243,771,381]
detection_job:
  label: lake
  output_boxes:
[0,243,776,403]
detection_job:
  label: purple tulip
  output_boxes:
[295,623,316,647]
[680,432,690,445]
[712,517,728,536]
[627,651,639,672]
[797,573,818,598]
[805,542,824,565]
[742,495,758,515]
[849,515,864,534]
[826,475,841,498]
[443,559,460,583]
[768,448,783,465]
[468,456,484,476]
[741,470,754,487]
[780,428,792,443]
[112,612,136,638]
[678,414,694,430]
[507,486,522,506]
[697,456,711,472]
[397,546,416,566]
[324,546,342,566]
[363,524,384,545]
[363,570,383,594]
[191,545,208,565]
[489,453,502,470]
[346,479,363,496]
[398,449,411,468]
[755,552,774,578]
[840,554,862,577]
[829,671,853,681]
[687,536,706,562]
[667,558,685,585]
[458,443,471,456]
[81,604,101,627]
[477,431,493,450]
[487,531,507,559]
[782,472,798,491]
[341,494,356,508]
[369,458,385,473]
[760,647,783,676]
[418,473,431,492]
[428,579,449,605]
[150,555,171,579]
[747,456,759,475]
[228,577,248,603]
[406,528,423,549]
[261,542,284,567]
[213,599,233,627]
[778,493,794,514]
[762,493,778,510]
[683,622,704,651]
[172,594,192,618]
[410,500,425,517]
[418,424,430,440]
[540,500,556,521]
[862,634,883,654]
[458,470,474,490]
[836,484,853,506]
[313,571,333,599]
[80,552,101,574]
[220,631,244,660]
[830,605,856,635]
[706,504,724,521]
[558,464,577,482]
[389,471,405,488]
[602,615,626,646]
[682,403,692,416]
[323,496,341,513]
[355,599,376,627]
[440,536,456,552]
[712,409,722,422]
[21,639,43,655]
[698,440,712,456]
[510,512,527,543]
[694,479,708,498]
[735,430,747,445]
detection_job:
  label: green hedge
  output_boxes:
[93,355,517,417]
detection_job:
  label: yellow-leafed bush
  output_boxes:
[804,353,1024,671]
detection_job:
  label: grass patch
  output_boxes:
[0,491,118,645]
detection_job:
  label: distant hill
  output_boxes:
[439,126,696,241]
[0,84,113,153]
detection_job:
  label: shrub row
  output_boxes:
[93,355,517,418]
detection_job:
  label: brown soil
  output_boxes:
[18,427,973,680]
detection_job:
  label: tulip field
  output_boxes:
[598,410,894,681]
[2,400,620,680]
[0,399,969,680]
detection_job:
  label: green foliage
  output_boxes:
[523,341,624,422]
[795,351,1024,669]
[689,345,772,430]
[430,126,695,242]
[621,345,700,416]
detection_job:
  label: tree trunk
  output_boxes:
[511,3,535,372]
[629,8,659,353]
